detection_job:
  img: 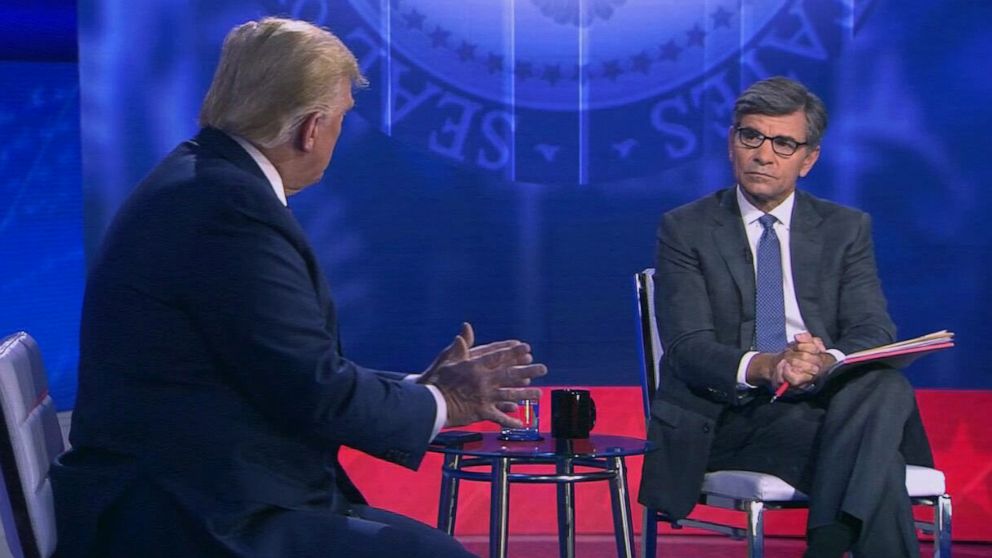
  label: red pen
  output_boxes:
[769,382,789,403]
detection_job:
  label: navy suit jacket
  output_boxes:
[52,128,437,556]
[638,187,897,519]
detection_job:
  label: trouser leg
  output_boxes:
[900,402,935,468]
[707,393,823,488]
[807,367,924,557]
[235,503,476,558]
[850,454,920,558]
[708,367,930,558]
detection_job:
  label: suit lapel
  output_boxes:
[711,190,755,342]
[789,192,827,341]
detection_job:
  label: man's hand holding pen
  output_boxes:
[770,332,836,402]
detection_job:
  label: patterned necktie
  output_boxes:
[755,214,787,352]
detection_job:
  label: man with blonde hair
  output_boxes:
[53,18,545,557]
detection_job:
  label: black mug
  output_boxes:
[551,388,597,439]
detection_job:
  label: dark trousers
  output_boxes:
[76,477,474,558]
[708,367,933,558]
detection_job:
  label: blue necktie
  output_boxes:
[755,214,787,352]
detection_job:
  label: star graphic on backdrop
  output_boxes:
[941,418,992,520]
[534,143,560,162]
[514,60,535,81]
[541,64,562,85]
[485,53,504,73]
[630,51,652,74]
[711,6,733,28]
[658,39,682,62]
[456,41,476,61]
[403,9,425,30]
[601,59,622,81]
[686,24,706,47]
[429,26,450,48]
[612,138,638,159]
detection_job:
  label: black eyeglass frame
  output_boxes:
[733,125,810,157]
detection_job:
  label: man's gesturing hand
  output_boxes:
[424,336,547,428]
[420,323,526,383]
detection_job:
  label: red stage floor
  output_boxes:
[341,387,992,543]
[457,534,992,557]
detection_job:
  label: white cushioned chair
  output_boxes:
[0,332,65,558]
[634,269,952,558]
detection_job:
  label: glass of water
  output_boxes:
[499,399,541,441]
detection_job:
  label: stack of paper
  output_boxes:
[842,330,955,365]
[777,331,955,400]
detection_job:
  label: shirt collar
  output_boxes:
[736,185,795,229]
[230,135,287,206]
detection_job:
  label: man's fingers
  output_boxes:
[484,406,522,429]
[786,362,818,379]
[468,339,523,359]
[777,358,816,390]
[497,364,547,387]
[444,335,469,362]
[793,332,828,356]
[785,350,822,366]
[773,359,790,388]
[812,336,827,353]
[476,342,533,368]
[790,340,821,356]
[495,401,518,413]
[421,335,469,381]
[495,387,542,403]
[459,322,475,350]
[782,365,817,388]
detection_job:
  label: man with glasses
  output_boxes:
[638,77,933,558]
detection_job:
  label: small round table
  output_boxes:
[428,433,652,558]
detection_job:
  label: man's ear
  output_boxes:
[297,112,322,153]
[799,145,821,178]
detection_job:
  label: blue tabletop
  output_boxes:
[428,432,652,458]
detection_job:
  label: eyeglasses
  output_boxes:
[734,126,808,157]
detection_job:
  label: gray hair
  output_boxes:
[199,17,367,148]
[733,76,828,148]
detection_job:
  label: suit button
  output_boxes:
[702,424,710,434]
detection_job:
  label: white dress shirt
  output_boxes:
[735,186,845,388]
[231,133,448,437]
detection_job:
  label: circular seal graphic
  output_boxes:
[260,0,876,184]
[344,0,786,111]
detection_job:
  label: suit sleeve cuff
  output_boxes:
[424,385,447,439]
[737,351,759,390]
[402,374,447,439]
[826,348,846,364]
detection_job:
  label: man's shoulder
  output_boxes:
[664,188,732,221]
[795,190,871,224]
[146,133,280,213]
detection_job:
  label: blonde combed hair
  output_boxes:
[199,17,367,148]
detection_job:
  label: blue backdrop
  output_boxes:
[1,0,989,409]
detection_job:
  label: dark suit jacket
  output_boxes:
[638,187,896,519]
[52,128,438,556]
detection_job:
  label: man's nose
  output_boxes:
[752,140,776,164]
